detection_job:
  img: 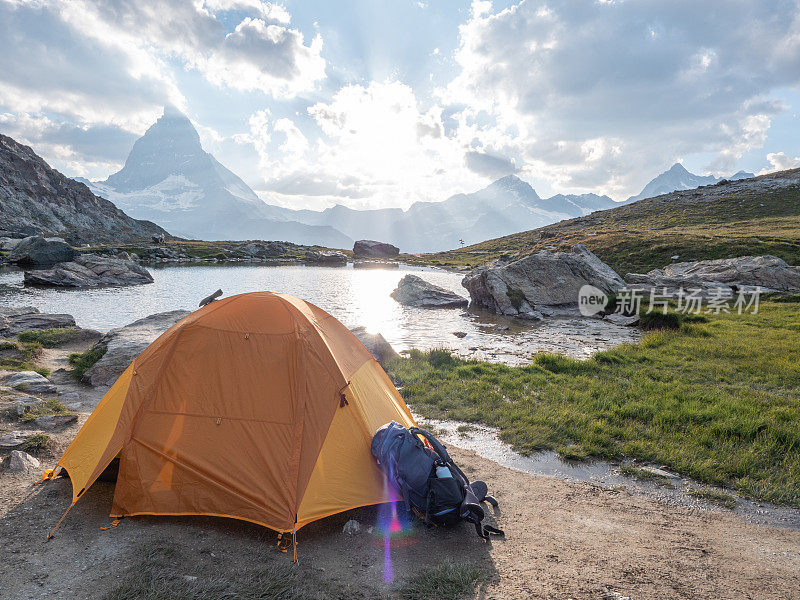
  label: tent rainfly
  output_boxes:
[44,292,415,551]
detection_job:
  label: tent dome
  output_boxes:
[54,292,415,533]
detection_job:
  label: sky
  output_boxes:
[1,0,799,210]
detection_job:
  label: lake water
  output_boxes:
[0,263,639,364]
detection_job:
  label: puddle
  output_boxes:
[415,416,800,532]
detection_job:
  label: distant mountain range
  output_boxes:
[625,162,754,203]
[0,133,168,245]
[4,105,762,252]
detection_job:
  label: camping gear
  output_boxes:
[45,292,417,544]
[371,421,504,538]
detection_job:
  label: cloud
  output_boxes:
[444,0,800,196]
[759,152,800,174]
[464,151,519,178]
[62,0,326,97]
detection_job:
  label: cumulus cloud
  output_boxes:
[760,152,800,174]
[443,0,800,196]
[246,81,487,209]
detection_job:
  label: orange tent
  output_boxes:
[50,292,415,536]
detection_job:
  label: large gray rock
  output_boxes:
[5,371,57,394]
[235,241,286,259]
[83,310,190,387]
[34,413,78,429]
[6,450,40,472]
[304,250,348,266]
[24,254,154,288]
[350,327,400,366]
[0,430,40,448]
[391,275,469,309]
[353,240,400,258]
[0,306,77,336]
[7,236,76,267]
[626,255,800,294]
[462,244,625,319]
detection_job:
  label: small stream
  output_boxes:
[417,416,800,531]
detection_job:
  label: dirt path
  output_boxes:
[1,408,798,600]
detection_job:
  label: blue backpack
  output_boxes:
[371,421,503,538]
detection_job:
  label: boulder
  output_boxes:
[462,244,625,319]
[603,313,640,327]
[353,240,400,258]
[391,275,469,309]
[304,250,348,266]
[14,396,45,417]
[23,254,154,288]
[236,241,285,259]
[626,255,800,294]
[0,430,34,448]
[0,306,76,336]
[350,327,400,365]
[34,413,78,429]
[83,310,191,387]
[5,450,40,472]
[7,236,76,267]
[5,371,57,394]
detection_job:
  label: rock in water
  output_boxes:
[462,244,624,319]
[626,255,800,294]
[7,236,76,267]
[353,240,400,258]
[350,327,400,365]
[6,450,40,472]
[23,254,154,288]
[0,306,76,336]
[82,310,191,387]
[391,274,469,309]
[304,250,348,266]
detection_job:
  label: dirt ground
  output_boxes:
[1,415,798,599]
[1,344,799,599]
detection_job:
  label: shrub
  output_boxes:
[428,347,458,369]
[23,433,52,454]
[505,287,525,309]
[69,346,107,379]
[20,398,71,423]
[18,327,85,347]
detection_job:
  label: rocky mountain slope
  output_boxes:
[85,107,352,247]
[0,134,168,245]
[626,162,754,203]
[414,168,800,275]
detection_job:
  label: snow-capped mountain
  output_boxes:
[626,163,755,203]
[283,175,617,252]
[87,107,353,247]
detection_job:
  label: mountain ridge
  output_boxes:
[0,133,169,245]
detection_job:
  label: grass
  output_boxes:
[687,487,737,509]
[386,299,800,506]
[22,433,52,454]
[103,543,301,600]
[402,176,800,273]
[19,398,71,423]
[620,465,673,487]
[396,562,487,600]
[0,339,48,375]
[18,327,85,347]
[68,346,106,379]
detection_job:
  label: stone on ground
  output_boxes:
[6,450,40,472]
[82,310,191,387]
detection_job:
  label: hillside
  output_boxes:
[409,169,800,274]
[0,134,169,245]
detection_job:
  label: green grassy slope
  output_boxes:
[404,169,800,274]
[386,299,800,506]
